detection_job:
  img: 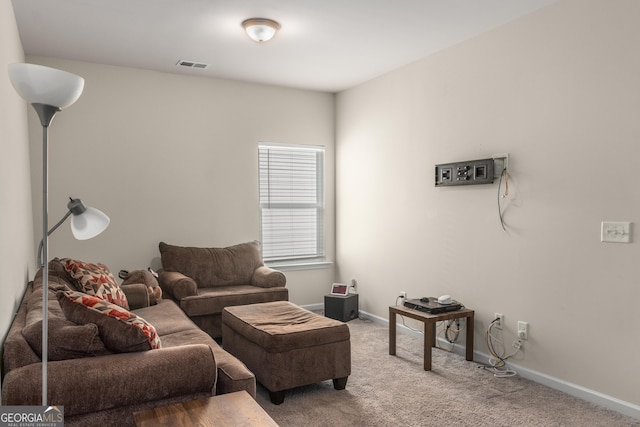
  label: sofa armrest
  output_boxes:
[252,266,286,288]
[1,344,217,416]
[159,271,198,301]
[120,283,150,310]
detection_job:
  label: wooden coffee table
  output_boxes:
[133,390,279,427]
[389,304,474,371]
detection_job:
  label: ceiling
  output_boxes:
[12,0,557,93]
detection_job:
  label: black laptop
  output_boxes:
[403,297,462,314]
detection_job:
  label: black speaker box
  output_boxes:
[324,294,359,322]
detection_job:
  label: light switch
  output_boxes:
[601,221,631,243]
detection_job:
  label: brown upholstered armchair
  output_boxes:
[158,240,288,338]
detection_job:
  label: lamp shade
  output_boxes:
[242,18,280,42]
[8,63,84,109]
[70,206,110,240]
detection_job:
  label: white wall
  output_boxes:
[0,0,34,385]
[11,0,639,415]
[336,0,639,409]
[26,57,336,306]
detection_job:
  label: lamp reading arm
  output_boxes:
[37,210,71,268]
[36,198,101,268]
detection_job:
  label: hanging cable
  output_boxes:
[497,167,509,232]
[437,319,464,352]
[481,318,520,377]
[445,319,461,343]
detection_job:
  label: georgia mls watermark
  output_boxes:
[0,406,64,427]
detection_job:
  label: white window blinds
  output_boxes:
[259,143,325,263]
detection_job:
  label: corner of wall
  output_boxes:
[0,0,36,391]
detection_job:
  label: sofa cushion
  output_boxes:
[159,241,263,288]
[61,258,129,309]
[58,290,161,352]
[133,299,200,336]
[30,260,76,294]
[33,258,79,291]
[22,318,110,360]
[180,285,289,317]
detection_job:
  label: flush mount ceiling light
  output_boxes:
[242,18,280,43]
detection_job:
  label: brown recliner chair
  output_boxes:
[158,240,288,338]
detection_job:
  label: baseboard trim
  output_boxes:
[300,303,324,312]
[358,309,640,420]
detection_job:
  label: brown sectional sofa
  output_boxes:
[158,241,289,338]
[1,259,255,427]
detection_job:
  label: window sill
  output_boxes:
[265,261,333,271]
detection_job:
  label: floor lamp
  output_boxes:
[8,63,88,406]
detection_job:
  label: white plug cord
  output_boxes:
[395,296,423,334]
[400,318,424,334]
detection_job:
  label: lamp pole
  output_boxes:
[33,103,60,406]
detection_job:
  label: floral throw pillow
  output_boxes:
[61,258,129,310]
[57,290,161,352]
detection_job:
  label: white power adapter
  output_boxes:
[398,291,407,305]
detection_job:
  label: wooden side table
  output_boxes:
[133,390,279,427]
[389,304,474,371]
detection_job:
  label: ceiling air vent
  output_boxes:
[176,60,209,69]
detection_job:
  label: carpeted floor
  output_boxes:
[254,317,639,427]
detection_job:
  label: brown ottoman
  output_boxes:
[222,301,351,404]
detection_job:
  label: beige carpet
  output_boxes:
[255,317,638,427]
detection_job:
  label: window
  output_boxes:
[259,143,324,264]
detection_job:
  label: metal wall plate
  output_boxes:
[435,158,495,186]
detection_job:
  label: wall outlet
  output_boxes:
[518,321,529,340]
[494,313,504,330]
[399,291,407,299]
